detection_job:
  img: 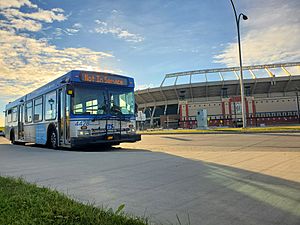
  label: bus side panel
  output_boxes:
[35,124,47,145]
[24,124,36,143]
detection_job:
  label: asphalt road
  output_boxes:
[0,133,300,225]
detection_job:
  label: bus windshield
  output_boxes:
[72,86,134,115]
[109,91,135,115]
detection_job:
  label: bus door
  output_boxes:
[58,89,65,145]
[58,89,70,146]
[18,104,25,140]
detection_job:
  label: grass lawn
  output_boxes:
[139,125,300,135]
[0,176,148,225]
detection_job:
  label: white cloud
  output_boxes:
[0,0,37,9]
[2,8,66,23]
[3,17,42,32]
[0,29,114,99]
[73,23,82,29]
[135,83,155,91]
[52,23,83,37]
[64,23,83,35]
[0,1,118,126]
[0,2,66,32]
[52,8,65,13]
[94,19,144,43]
[66,28,79,34]
[214,0,300,66]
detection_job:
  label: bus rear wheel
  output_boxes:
[48,129,58,149]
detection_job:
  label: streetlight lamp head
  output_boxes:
[242,14,248,20]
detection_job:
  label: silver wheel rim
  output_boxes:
[51,132,57,148]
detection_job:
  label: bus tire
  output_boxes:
[48,129,58,149]
[10,130,16,145]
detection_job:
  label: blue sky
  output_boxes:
[0,0,299,125]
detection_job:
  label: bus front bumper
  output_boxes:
[70,133,141,147]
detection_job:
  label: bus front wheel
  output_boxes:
[10,131,16,145]
[48,129,58,149]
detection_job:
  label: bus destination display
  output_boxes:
[80,72,128,86]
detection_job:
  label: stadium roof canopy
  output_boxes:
[136,62,300,106]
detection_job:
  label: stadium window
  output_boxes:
[25,101,33,123]
[12,107,17,122]
[245,86,251,96]
[34,97,43,122]
[7,109,12,123]
[45,91,57,120]
[221,88,228,98]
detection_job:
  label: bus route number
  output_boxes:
[75,121,90,127]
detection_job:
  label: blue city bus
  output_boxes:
[4,70,141,148]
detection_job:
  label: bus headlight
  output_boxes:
[128,124,135,133]
[78,130,91,136]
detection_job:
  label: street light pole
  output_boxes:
[296,89,300,124]
[229,0,248,128]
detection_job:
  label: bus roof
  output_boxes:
[5,70,135,110]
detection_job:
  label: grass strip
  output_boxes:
[0,176,148,225]
[138,126,300,135]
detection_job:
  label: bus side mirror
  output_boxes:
[66,85,74,97]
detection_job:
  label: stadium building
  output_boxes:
[135,62,300,128]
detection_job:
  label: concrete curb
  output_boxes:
[138,130,300,135]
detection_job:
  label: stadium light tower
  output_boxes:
[229,0,248,128]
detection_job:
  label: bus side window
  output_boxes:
[7,109,12,123]
[25,101,33,123]
[34,97,43,122]
[45,91,57,120]
[12,107,17,122]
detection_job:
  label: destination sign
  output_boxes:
[80,72,128,86]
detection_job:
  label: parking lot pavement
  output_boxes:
[122,133,300,182]
[1,133,300,225]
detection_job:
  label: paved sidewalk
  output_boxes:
[1,134,300,225]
